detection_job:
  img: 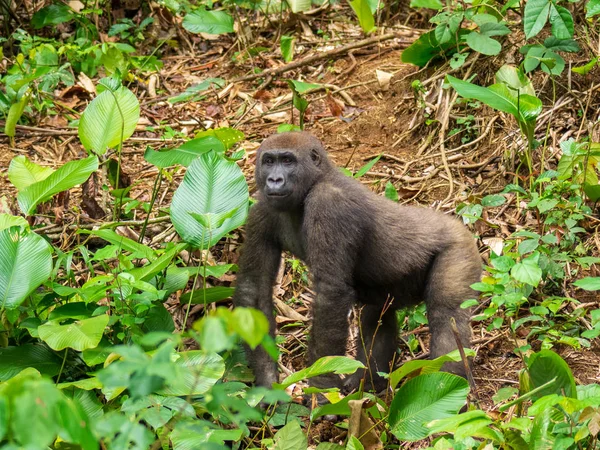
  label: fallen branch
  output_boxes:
[233,32,412,83]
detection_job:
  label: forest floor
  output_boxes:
[1,13,600,445]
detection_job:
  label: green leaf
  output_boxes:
[5,96,28,140]
[465,31,501,55]
[389,350,472,389]
[518,239,539,255]
[79,229,156,260]
[572,58,598,75]
[179,286,236,305]
[157,351,225,396]
[167,78,226,104]
[79,86,140,155]
[171,152,248,249]
[347,436,365,450]
[38,314,109,351]
[144,136,225,168]
[7,155,54,190]
[527,350,577,400]
[410,0,443,9]
[31,3,73,28]
[0,345,62,381]
[385,181,399,201]
[273,421,308,450]
[276,356,365,389]
[287,0,311,12]
[587,0,600,18]
[401,31,456,67]
[434,12,463,45]
[388,372,469,441]
[17,156,98,215]
[194,127,244,150]
[447,76,541,129]
[0,228,53,309]
[0,214,28,232]
[530,407,554,449]
[354,154,381,178]
[481,194,506,207]
[511,256,542,286]
[574,277,600,291]
[280,35,294,63]
[182,8,234,34]
[495,65,535,96]
[128,243,187,281]
[349,0,376,33]
[584,183,600,202]
[549,4,574,39]
[231,307,270,349]
[543,36,579,52]
[479,21,510,37]
[170,420,242,449]
[523,0,551,39]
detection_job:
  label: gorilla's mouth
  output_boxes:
[266,192,290,198]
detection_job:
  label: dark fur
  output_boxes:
[233,132,481,390]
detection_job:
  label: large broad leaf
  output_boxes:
[38,314,110,351]
[157,351,224,396]
[171,152,248,249]
[0,214,28,232]
[0,228,53,310]
[276,356,365,389]
[527,350,577,400]
[17,156,98,215]
[182,9,234,35]
[388,372,469,441]
[0,345,62,381]
[79,86,139,155]
[144,136,225,168]
[7,156,53,191]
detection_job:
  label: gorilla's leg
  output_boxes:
[307,281,354,389]
[346,302,397,393]
[425,246,479,377]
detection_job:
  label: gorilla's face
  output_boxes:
[255,132,330,210]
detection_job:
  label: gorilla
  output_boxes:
[233,131,481,392]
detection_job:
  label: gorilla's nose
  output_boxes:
[267,176,284,189]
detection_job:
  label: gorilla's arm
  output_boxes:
[233,205,282,386]
[304,186,363,387]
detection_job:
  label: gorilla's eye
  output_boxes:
[263,156,274,165]
[282,156,293,165]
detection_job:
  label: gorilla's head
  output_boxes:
[255,132,332,210]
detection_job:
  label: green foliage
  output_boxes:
[0,227,53,310]
[78,81,140,155]
[171,151,249,248]
[447,66,542,155]
[15,156,98,215]
[389,372,469,441]
[349,0,376,34]
[280,35,295,62]
[182,9,234,35]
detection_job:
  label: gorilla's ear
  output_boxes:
[310,149,321,166]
